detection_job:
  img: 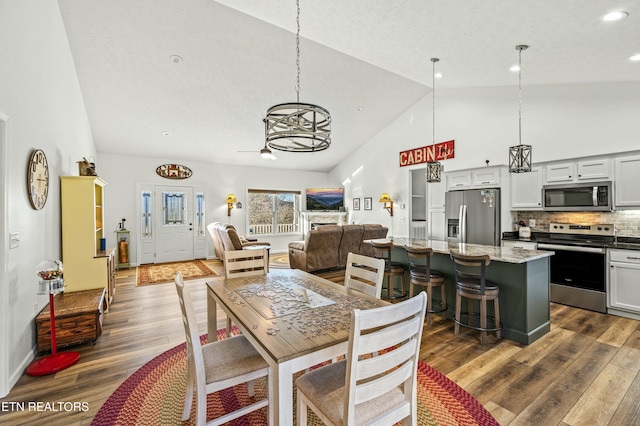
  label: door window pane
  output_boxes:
[141,191,152,237]
[163,192,187,225]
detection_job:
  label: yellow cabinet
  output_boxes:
[61,176,115,308]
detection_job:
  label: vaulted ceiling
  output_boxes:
[58,0,640,172]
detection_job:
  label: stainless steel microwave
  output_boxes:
[543,181,612,211]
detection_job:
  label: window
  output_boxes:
[162,191,187,225]
[195,192,205,235]
[247,189,301,235]
[141,191,152,237]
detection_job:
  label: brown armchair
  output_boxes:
[337,224,365,268]
[207,222,270,259]
[288,225,343,272]
[359,224,389,257]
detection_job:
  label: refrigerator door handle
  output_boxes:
[460,204,467,243]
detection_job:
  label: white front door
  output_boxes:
[155,186,194,263]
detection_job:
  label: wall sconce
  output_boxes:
[379,193,394,216]
[226,194,237,216]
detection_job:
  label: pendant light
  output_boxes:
[426,57,442,183]
[263,0,331,153]
[508,45,532,173]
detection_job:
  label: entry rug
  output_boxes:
[136,260,218,286]
[92,329,499,425]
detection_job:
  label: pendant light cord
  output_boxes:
[432,59,436,147]
[296,0,301,104]
[518,47,523,147]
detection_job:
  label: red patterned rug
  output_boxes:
[92,329,498,425]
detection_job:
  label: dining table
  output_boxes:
[206,268,389,425]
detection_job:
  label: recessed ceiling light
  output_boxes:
[602,11,628,21]
[630,54,640,61]
[161,131,172,136]
[169,55,183,64]
[434,73,443,78]
[355,106,363,112]
[510,65,520,72]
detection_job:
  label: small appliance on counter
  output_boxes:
[518,226,531,239]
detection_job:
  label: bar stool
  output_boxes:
[370,240,406,299]
[449,250,502,345]
[405,245,447,325]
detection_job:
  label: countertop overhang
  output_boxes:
[369,238,554,264]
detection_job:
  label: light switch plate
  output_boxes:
[529,219,536,228]
[9,232,19,249]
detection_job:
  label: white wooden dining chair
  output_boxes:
[223,248,269,333]
[344,252,386,299]
[296,292,427,426]
[174,272,270,425]
[223,248,268,279]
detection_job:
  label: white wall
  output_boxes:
[0,0,97,395]
[331,82,640,237]
[97,153,337,259]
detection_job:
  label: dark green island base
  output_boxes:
[371,238,554,345]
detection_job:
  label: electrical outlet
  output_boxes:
[529,219,536,228]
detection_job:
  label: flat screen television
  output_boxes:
[306,188,344,211]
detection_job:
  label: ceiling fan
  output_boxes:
[237,143,277,160]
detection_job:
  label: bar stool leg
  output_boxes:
[426,284,433,325]
[454,292,462,336]
[480,295,488,346]
[494,297,501,340]
[440,284,447,320]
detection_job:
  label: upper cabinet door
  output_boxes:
[576,159,611,181]
[511,167,543,210]
[615,156,640,208]
[545,163,575,183]
[472,168,500,187]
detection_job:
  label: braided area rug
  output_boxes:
[92,329,498,425]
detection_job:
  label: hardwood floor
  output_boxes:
[2,260,640,425]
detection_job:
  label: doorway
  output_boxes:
[137,184,206,265]
[155,186,194,263]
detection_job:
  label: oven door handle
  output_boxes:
[537,243,606,254]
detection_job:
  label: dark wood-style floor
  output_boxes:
[2,260,640,425]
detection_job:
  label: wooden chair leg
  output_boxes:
[409,279,415,298]
[182,367,195,421]
[297,390,308,426]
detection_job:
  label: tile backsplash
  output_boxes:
[513,211,640,237]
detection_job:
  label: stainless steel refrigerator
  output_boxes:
[445,188,501,246]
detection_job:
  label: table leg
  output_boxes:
[206,289,218,341]
[273,360,294,426]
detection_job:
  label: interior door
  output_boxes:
[155,186,194,263]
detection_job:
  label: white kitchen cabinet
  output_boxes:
[502,240,537,250]
[428,209,446,240]
[544,159,611,184]
[510,167,543,210]
[608,249,640,319]
[472,168,500,187]
[577,159,611,180]
[545,163,575,183]
[614,155,640,208]
[446,167,502,191]
[446,171,471,190]
[427,179,446,209]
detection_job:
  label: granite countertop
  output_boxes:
[502,232,640,251]
[369,238,554,264]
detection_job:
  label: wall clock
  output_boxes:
[27,149,49,210]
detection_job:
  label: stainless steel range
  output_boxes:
[537,222,615,313]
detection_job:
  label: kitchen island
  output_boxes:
[369,238,554,345]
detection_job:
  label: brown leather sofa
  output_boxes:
[288,224,388,272]
[207,222,270,259]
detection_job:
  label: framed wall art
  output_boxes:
[353,198,360,211]
[364,197,372,210]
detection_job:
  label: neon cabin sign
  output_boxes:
[399,140,455,167]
